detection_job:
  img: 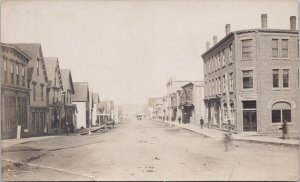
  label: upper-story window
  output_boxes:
[36,60,40,76]
[3,61,8,83]
[21,67,25,87]
[223,75,226,93]
[218,76,221,94]
[229,44,233,63]
[16,65,19,86]
[282,39,289,58]
[33,84,36,101]
[41,85,44,101]
[242,70,253,89]
[272,69,279,88]
[229,72,234,91]
[283,69,289,88]
[222,50,225,67]
[10,63,14,84]
[241,39,253,59]
[272,39,279,58]
[216,53,220,69]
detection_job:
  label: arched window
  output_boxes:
[230,102,235,118]
[272,102,291,123]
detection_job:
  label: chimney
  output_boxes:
[261,14,267,28]
[206,41,210,50]
[290,16,296,30]
[213,36,217,45]
[225,24,231,35]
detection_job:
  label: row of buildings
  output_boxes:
[1,43,115,139]
[149,14,299,137]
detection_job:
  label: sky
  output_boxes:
[1,0,298,105]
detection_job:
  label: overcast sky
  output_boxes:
[1,0,297,104]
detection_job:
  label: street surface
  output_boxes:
[2,117,299,181]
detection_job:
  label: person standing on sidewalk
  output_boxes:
[282,120,288,139]
[178,116,181,124]
[200,117,204,129]
[65,121,69,136]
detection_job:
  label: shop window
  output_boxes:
[272,102,291,123]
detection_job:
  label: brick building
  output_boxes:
[1,43,31,139]
[202,14,299,136]
[13,43,49,136]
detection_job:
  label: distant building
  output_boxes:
[91,92,100,126]
[14,43,49,136]
[60,69,77,132]
[202,14,299,136]
[72,82,90,129]
[148,97,164,119]
[44,57,64,134]
[179,81,205,124]
[1,43,31,139]
[96,100,114,125]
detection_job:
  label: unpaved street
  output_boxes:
[2,117,299,181]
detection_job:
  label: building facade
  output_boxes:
[1,43,31,139]
[72,82,90,130]
[202,14,299,136]
[148,97,164,119]
[60,69,77,132]
[179,81,205,125]
[44,57,64,134]
[14,44,49,136]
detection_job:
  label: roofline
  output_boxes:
[1,43,32,60]
[201,28,298,58]
[181,82,194,88]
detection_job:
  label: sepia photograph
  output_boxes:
[0,0,299,181]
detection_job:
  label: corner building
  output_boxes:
[202,15,299,136]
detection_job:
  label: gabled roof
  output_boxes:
[60,69,75,94]
[72,82,89,102]
[44,57,63,89]
[1,43,32,61]
[12,43,48,82]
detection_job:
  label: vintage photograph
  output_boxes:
[0,0,299,181]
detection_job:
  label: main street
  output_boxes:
[2,117,298,181]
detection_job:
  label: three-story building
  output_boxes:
[202,14,299,136]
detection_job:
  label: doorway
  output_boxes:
[242,101,257,131]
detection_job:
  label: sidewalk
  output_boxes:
[152,119,299,147]
[2,136,58,148]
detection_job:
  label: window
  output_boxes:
[215,78,218,94]
[222,50,225,67]
[272,39,279,57]
[283,69,289,88]
[16,66,19,85]
[223,75,226,93]
[272,102,291,123]
[36,61,40,76]
[229,72,233,91]
[41,85,44,101]
[282,39,289,58]
[33,84,36,101]
[10,64,14,84]
[229,44,233,63]
[272,69,279,88]
[218,77,221,94]
[242,70,253,89]
[22,67,25,86]
[242,39,252,59]
[4,61,7,83]
[217,53,221,69]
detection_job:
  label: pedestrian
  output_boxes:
[65,121,69,136]
[178,116,181,124]
[282,119,288,139]
[200,117,204,129]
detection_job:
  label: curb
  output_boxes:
[153,119,299,147]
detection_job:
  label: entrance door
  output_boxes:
[242,101,257,131]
